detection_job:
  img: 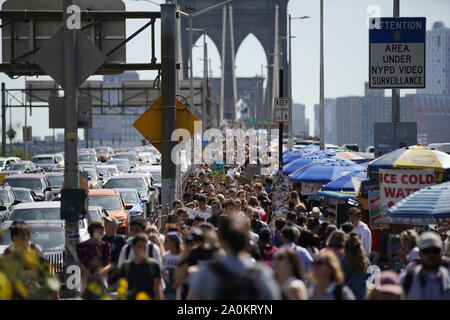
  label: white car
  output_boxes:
[0,157,21,171]
[137,152,154,165]
[96,164,120,177]
[366,146,374,153]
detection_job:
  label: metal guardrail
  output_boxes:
[44,251,65,281]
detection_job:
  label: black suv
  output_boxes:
[2,174,54,201]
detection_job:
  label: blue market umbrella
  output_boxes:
[283,153,344,175]
[283,150,308,164]
[321,169,368,192]
[289,159,364,184]
[317,190,357,201]
[284,148,336,165]
[386,181,450,225]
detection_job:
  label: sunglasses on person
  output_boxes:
[421,247,441,255]
[312,259,329,266]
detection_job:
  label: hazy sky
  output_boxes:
[0,0,449,139]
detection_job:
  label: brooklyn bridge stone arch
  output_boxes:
[178,0,289,124]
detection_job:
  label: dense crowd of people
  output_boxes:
[1,162,449,300]
[82,163,450,300]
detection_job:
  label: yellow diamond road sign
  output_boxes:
[133,97,200,153]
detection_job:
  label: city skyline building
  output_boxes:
[91,71,142,147]
[418,21,450,95]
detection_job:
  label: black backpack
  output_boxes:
[333,284,344,300]
[209,261,265,300]
[125,242,153,260]
[402,257,450,296]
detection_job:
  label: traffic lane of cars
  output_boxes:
[0,147,162,226]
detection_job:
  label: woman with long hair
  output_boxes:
[272,247,308,300]
[321,229,346,260]
[341,232,369,300]
[289,191,306,214]
[258,228,278,267]
[308,251,355,300]
[248,196,268,222]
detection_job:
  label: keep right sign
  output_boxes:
[369,17,426,88]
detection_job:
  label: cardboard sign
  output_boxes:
[379,169,435,223]
[272,175,290,217]
[211,162,226,181]
[301,183,323,196]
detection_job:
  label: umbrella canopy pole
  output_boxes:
[335,203,338,227]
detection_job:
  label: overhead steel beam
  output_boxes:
[0,63,184,75]
[0,10,161,20]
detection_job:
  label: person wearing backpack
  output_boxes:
[308,251,356,300]
[187,214,281,300]
[258,228,278,267]
[117,217,162,268]
[119,233,163,300]
[400,231,450,300]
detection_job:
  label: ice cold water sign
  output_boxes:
[369,17,426,88]
[379,169,435,223]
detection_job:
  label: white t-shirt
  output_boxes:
[249,231,259,244]
[117,240,162,268]
[353,221,372,256]
[407,246,420,263]
[281,276,308,300]
[193,206,212,220]
[162,252,180,299]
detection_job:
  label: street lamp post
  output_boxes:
[287,14,310,151]
[320,0,325,150]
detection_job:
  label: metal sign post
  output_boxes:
[274,69,284,175]
[161,4,178,212]
[61,0,80,299]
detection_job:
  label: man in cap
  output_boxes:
[400,231,450,300]
[311,207,324,222]
[102,216,127,289]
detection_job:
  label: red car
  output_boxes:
[95,146,115,163]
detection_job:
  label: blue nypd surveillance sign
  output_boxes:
[369,17,426,88]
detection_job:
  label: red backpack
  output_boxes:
[259,244,278,267]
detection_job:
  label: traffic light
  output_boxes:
[60,188,87,220]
